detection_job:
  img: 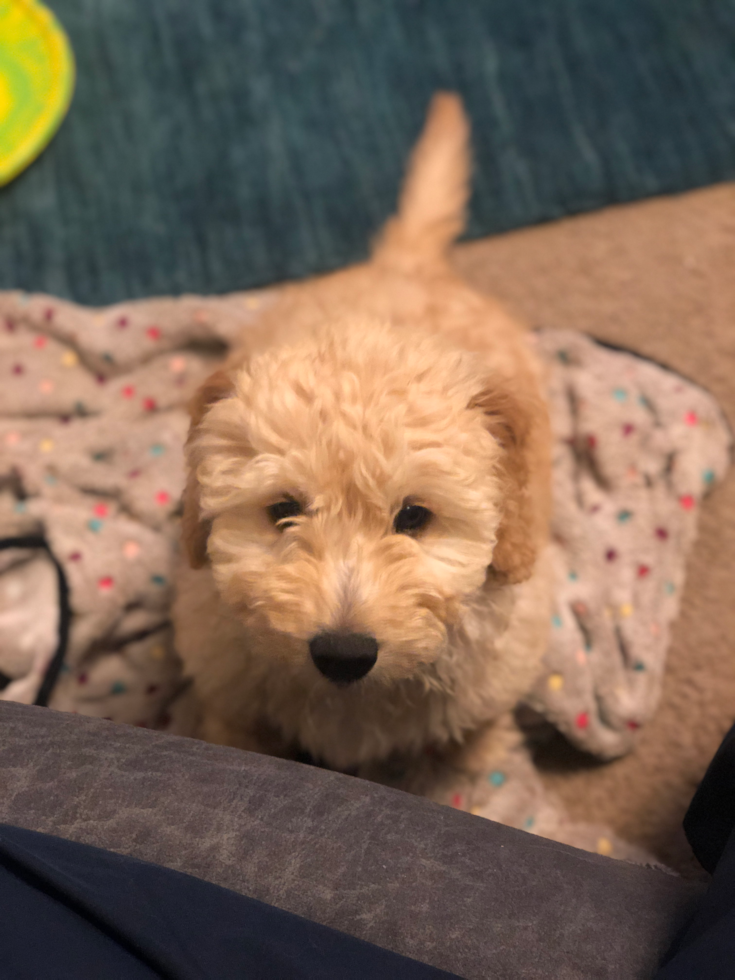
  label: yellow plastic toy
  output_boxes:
[0,0,75,186]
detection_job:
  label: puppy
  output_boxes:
[173,93,553,794]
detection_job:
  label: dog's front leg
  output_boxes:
[198,707,290,758]
[444,712,525,779]
[359,713,525,810]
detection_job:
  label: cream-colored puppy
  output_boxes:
[174,94,553,786]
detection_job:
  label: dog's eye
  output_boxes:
[267,499,302,529]
[394,504,432,535]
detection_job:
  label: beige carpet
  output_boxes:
[452,182,735,875]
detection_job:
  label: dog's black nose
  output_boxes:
[309,632,379,684]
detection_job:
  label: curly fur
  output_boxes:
[173,93,553,774]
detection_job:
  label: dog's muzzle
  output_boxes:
[309,631,379,684]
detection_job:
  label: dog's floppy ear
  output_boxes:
[468,379,548,585]
[182,368,236,569]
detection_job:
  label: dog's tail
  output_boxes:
[373,92,471,269]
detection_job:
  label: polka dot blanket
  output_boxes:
[0,289,730,863]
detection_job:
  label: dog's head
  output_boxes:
[182,319,545,688]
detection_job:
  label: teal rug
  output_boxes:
[2,0,735,305]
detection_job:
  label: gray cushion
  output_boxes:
[0,701,704,979]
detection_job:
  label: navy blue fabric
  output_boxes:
[682,721,735,875]
[656,722,735,979]
[0,823,462,980]
[2,0,735,305]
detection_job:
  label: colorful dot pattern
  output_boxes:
[529,332,731,769]
[0,294,234,746]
